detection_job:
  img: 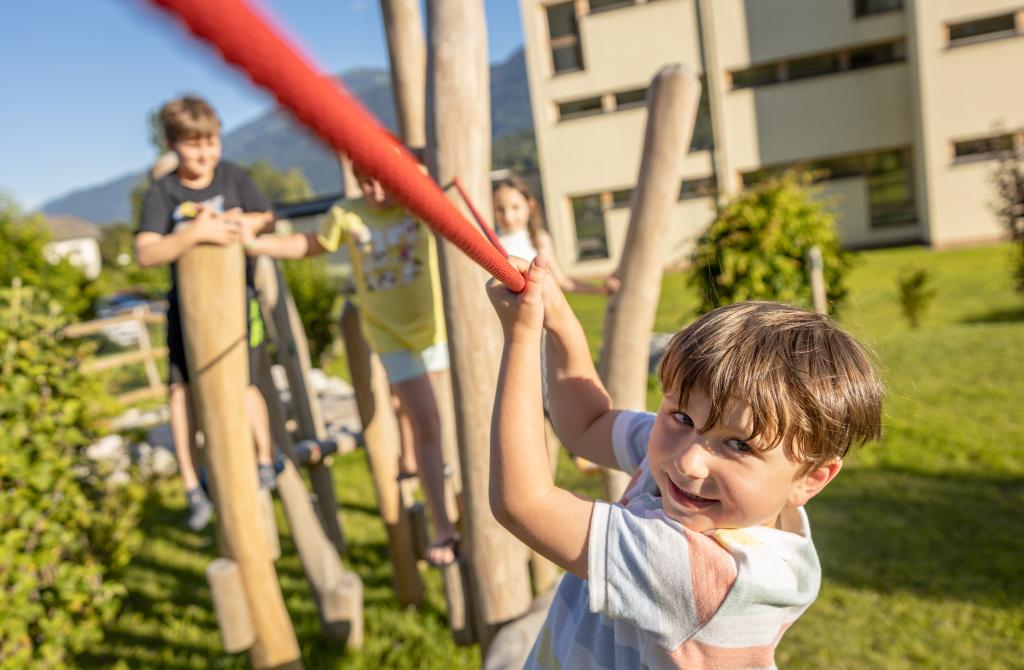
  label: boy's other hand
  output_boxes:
[190,206,240,246]
[487,256,547,338]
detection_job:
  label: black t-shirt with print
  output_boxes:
[137,161,272,301]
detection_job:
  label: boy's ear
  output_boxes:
[789,459,843,507]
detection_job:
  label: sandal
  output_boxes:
[426,533,460,567]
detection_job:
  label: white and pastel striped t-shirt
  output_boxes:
[525,410,822,669]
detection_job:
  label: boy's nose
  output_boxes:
[676,441,710,480]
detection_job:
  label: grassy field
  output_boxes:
[80,243,1024,669]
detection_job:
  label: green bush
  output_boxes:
[0,196,95,320]
[0,285,144,669]
[283,256,343,365]
[897,266,936,328]
[991,149,1024,295]
[689,171,851,314]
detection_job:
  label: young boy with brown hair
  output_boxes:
[135,95,278,531]
[487,256,883,668]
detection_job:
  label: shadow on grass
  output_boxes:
[961,305,1024,324]
[809,467,1024,605]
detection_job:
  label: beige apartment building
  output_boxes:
[519,0,1024,275]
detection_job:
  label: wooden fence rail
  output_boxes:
[64,306,168,405]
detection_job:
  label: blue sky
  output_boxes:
[0,0,524,209]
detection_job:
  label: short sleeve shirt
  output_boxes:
[137,161,272,300]
[526,410,823,669]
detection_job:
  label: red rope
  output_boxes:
[150,0,526,293]
[453,178,507,257]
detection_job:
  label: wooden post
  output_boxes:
[599,65,702,502]
[380,0,427,150]
[255,257,347,556]
[257,489,281,563]
[177,243,300,669]
[426,0,532,646]
[206,558,256,654]
[807,246,828,315]
[339,300,424,607]
[254,341,363,648]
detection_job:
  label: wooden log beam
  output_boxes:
[255,257,347,555]
[380,0,426,149]
[599,65,702,501]
[206,558,256,654]
[254,341,363,648]
[426,0,532,647]
[340,300,424,607]
[177,243,300,669]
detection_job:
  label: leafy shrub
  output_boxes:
[897,266,936,328]
[991,149,1024,295]
[690,171,852,314]
[0,285,144,668]
[0,196,95,320]
[282,257,343,365]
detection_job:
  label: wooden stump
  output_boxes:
[206,558,256,654]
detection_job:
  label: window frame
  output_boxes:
[946,12,1021,49]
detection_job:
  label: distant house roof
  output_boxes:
[46,215,102,241]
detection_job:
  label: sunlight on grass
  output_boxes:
[83,243,1023,669]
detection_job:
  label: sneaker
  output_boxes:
[258,463,277,491]
[186,487,213,532]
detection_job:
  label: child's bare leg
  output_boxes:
[246,385,277,490]
[392,392,419,477]
[169,382,199,490]
[245,385,273,466]
[391,373,456,565]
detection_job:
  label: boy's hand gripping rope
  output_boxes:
[149,0,526,292]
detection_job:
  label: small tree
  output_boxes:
[690,171,851,314]
[991,147,1024,295]
[897,266,936,328]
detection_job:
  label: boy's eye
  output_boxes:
[670,411,694,427]
[726,439,753,454]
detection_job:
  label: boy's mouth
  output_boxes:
[666,478,718,509]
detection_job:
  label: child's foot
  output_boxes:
[258,463,277,490]
[426,533,459,567]
[186,487,213,532]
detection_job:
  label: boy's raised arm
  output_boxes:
[488,257,595,578]
[541,274,621,470]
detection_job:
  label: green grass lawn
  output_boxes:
[81,243,1024,669]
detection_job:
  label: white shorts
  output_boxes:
[379,341,450,384]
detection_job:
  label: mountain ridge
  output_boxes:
[41,48,531,224]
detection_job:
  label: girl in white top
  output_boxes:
[492,177,619,295]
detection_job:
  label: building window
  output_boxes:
[730,40,905,90]
[788,53,841,81]
[571,195,609,260]
[953,134,1016,161]
[948,13,1018,47]
[611,189,633,208]
[557,96,603,120]
[742,149,916,229]
[854,0,902,18]
[547,3,584,74]
[614,88,647,110]
[680,177,715,201]
[732,63,779,89]
[589,0,634,12]
[849,41,904,69]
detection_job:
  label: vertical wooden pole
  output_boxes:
[177,244,300,669]
[599,65,702,501]
[807,246,828,315]
[426,0,532,647]
[380,0,427,150]
[257,257,347,556]
[339,300,425,607]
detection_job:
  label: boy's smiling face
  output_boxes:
[646,387,840,534]
[172,133,221,184]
